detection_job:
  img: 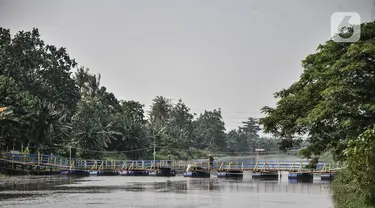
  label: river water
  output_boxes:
[0,154,333,208]
[0,173,332,208]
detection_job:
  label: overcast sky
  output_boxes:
[0,0,374,131]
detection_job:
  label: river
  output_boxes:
[0,154,333,208]
[0,174,333,208]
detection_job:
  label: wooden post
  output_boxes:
[69,147,72,171]
[37,151,40,166]
[253,161,259,172]
[290,162,295,172]
[121,161,126,170]
[153,142,156,168]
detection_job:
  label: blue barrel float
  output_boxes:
[183,164,210,178]
[119,169,149,176]
[148,167,176,177]
[288,172,313,181]
[217,170,243,178]
[96,170,119,176]
[252,171,279,179]
[87,170,119,176]
[60,170,90,176]
[321,173,335,180]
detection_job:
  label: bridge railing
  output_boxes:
[0,152,342,172]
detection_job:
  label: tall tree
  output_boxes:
[260,22,375,160]
[240,117,261,138]
[71,96,119,159]
[0,28,80,152]
[148,96,172,125]
[110,100,148,160]
[193,109,226,151]
[166,99,195,150]
[259,21,375,208]
[147,96,172,149]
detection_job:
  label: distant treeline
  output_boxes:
[0,28,280,160]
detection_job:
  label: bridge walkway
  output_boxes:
[0,153,341,174]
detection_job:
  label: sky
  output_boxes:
[0,0,374,131]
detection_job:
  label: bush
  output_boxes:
[331,126,375,208]
[332,169,373,208]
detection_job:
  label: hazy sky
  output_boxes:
[0,0,374,131]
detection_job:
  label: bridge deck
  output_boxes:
[0,153,341,174]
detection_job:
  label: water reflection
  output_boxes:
[0,175,332,194]
[0,175,332,208]
[0,176,74,199]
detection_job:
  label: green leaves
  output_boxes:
[332,126,375,208]
[0,27,286,161]
[260,21,375,160]
[0,27,79,152]
[258,21,375,207]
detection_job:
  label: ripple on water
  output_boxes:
[0,175,333,208]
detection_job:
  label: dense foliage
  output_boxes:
[0,28,279,160]
[260,21,375,207]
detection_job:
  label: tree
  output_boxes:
[110,100,148,160]
[239,117,261,151]
[225,117,279,155]
[147,96,172,151]
[166,99,194,149]
[260,22,375,160]
[193,109,226,151]
[332,125,375,208]
[119,100,146,123]
[0,76,32,151]
[74,68,119,111]
[226,129,248,154]
[240,117,261,138]
[1,27,246,160]
[148,96,172,125]
[259,21,375,207]
[0,28,80,152]
[71,96,120,159]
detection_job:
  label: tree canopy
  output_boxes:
[260,22,375,160]
[0,27,279,160]
[259,21,375,207]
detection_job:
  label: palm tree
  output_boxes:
[148,96,172,125]
[71,96,120,159]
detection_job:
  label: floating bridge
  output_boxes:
[0,152,341,176]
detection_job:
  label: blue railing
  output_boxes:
[1,152,340,171]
